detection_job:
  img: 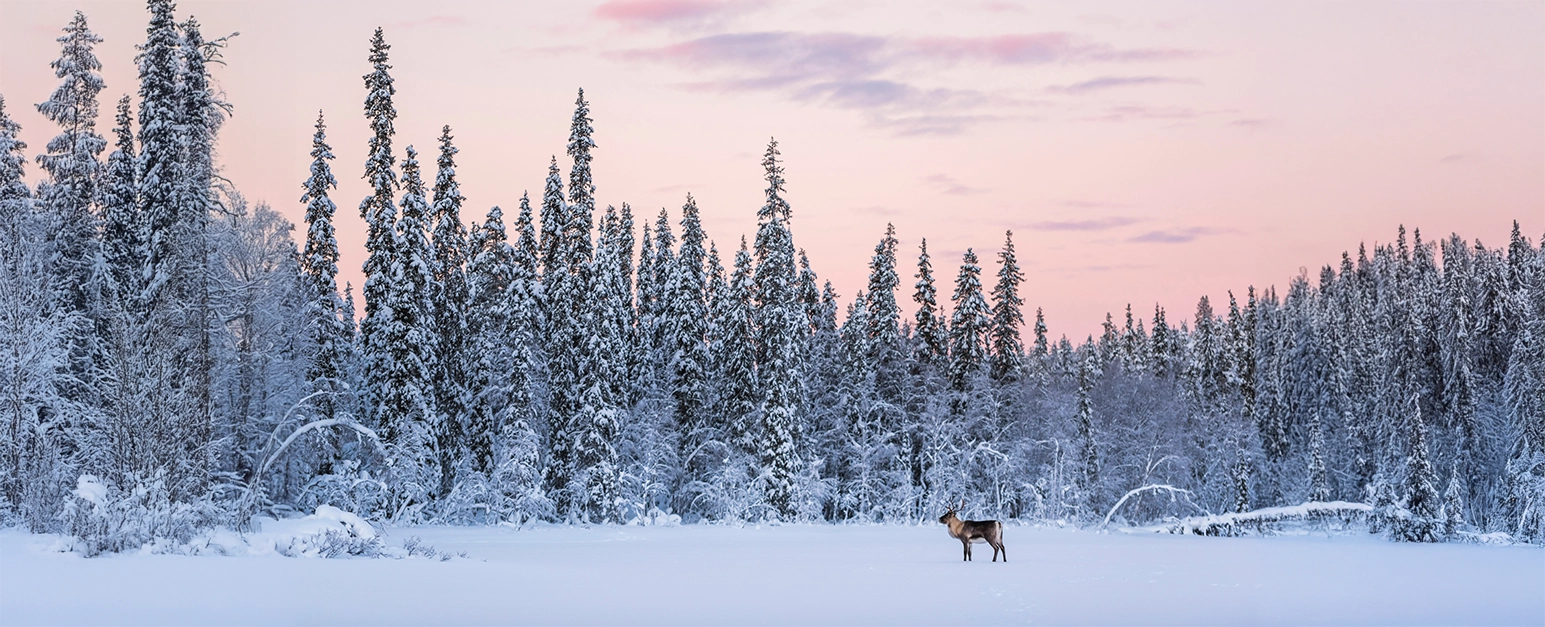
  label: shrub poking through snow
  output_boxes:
[63,474,221,557]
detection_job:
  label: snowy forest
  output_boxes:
[2,2,1543,553]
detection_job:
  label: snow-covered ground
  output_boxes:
[2,523,1540,626]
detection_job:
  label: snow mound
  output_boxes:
[255,505,383,558]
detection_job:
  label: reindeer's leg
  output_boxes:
[961,538,971,561]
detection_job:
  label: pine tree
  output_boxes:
[358,28,398,429]
[1032,306,1049,354]
[134,0,183,305]
[864,224,902,395]
[547,88,612,521]
[718,240,761,452]
[669,195,710,478]
[299,112,349,426]
[989,230,1024,382]
[948,248,991,394]
[911,239,948,366]
[465,203,517,476]
[0,98,32,205]
[380,146,439,500]
[1075,344,1100,499]
[753,139,804,519]
[1396,394,1442,542]
[429,125,470,498]
[647,207,677,378]
[1307,411,1331,501]
[100,96,140,294]
[34,10,106,319]
[1442,465,1466,536]
[538,156,565,282]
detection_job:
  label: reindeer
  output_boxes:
[938,500,1006,562]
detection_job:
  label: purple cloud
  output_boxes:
[615,30,1200,134]
[1128,226,1227,243]
[1051,76,1198,94]
[594,0,760,29]
[1028,216,1140,231]
[923,174,987,195]
[910,34,1195,65]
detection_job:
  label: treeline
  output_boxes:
[1,3,1541,546]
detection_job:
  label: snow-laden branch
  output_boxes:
[1101,484,1199,529]
[257,418,381,484]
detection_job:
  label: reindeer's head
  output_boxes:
[938,499,965,524]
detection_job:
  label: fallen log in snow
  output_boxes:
[1142,501,1374,536]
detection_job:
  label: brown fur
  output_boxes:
[938,501,1005,562]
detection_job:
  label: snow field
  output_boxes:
[2,524,1541,626]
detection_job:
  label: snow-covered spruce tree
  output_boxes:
[124,0,222,499]
[465,204,514,477]
[1503,233,1545,542]
[912,239,948,366]
[538,155,564,281]
[1307,411,1331,502]
[863,224,903,411]
[545,89,612,521]
[753,139,805,520]
[646,207,677,384]
[429,125,469,500]
[379,146,439,506]
[947,249,990,398]
[1442,465,1466,536]
[134,0,182,308]
[1393,395,1442,542]
[100,96,140,295]
[614,204,641,407]
[797,249,822,357]
[1438,236,1478,472]
[714,239,759,455]
[465,199,548,522]
[34,10,106,326]
[504,196,546,509]
[1074,343,1101,509]
[574,204,624,524]
[668,195,710,483]
[299,112,350,429]
[358,27,397,432]
[988,231,1024,383]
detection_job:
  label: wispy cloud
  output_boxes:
[908,34,1195,65]
[851,205,905,216]
[1049,76,1198,94]
[1058,199,1130,209]
[1128,226,1228,243]
[923,174,987,195]
[1085,104,1198,123]
[1439,153,1467,164]
[1230,118,1267,129]
[1028,216,1140,231]
[614,30,1200,134]
[594,0,763,30]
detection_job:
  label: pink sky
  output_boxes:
[3,0,1541,339]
